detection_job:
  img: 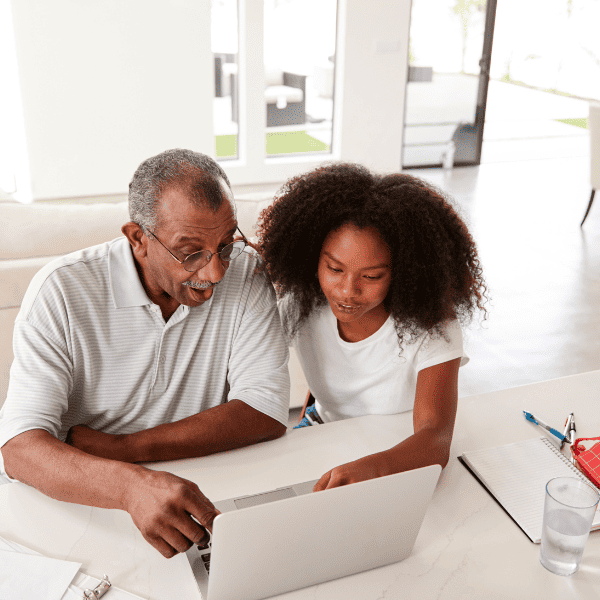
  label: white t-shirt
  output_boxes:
[0,237,290,478]
[287,302,468,423]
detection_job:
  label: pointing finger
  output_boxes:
[313,470,332,492]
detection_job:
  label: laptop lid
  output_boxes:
[192,464,441,600]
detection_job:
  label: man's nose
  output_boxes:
[197,252,227,282]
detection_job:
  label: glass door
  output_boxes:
[263,0,337,157]
[402,0,497,168]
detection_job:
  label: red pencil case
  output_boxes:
[571,437,600,489]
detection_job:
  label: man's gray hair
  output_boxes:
[129,149,232,233]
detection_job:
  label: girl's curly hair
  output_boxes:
[256,163,488,347]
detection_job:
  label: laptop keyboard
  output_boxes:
[201,552,211,574]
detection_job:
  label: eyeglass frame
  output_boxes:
[146,226,249,273]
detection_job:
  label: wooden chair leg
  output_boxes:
[581,189,596,227]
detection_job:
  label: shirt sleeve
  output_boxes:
[0,319,73,479]
[227,269,290,426]
[416,320,469,373]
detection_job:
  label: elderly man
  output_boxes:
[0,149,289,558]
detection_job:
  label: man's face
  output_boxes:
[140,179,238,308]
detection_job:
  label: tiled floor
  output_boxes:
[289,154,600,427]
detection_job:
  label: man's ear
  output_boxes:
[122,222,149,259]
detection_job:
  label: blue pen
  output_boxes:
[523,411,567,443]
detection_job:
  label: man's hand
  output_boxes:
[124,468,220,558]
[66,425,130,462]
[2,429,218,559]
[313,453,390,492]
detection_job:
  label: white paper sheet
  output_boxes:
[0,549,81,600]
[0,535,146,600]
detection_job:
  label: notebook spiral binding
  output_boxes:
[540,437,585,480]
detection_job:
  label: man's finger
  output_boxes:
[195,526,211,550]
[179,477,214,503]
[145,532,179,559]
[163,526,195,554]
[182,489,220,535]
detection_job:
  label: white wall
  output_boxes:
[334,0,410,173]
[8,0,214,202]
[6,0,410,201]
[0,0,29,199]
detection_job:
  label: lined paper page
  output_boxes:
[461,437,600,543]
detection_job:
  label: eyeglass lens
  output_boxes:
[183,240,246,272]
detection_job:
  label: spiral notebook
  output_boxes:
[459,437,600,543]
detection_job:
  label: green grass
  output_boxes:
[555,118,588,129]
[215,131,330,158]
[215,134,238,158]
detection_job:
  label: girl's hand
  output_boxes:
[313,452,390,491]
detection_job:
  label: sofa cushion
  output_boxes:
[265,65,284,87]
[0,195,275,261]
[234,195,274,235]
[0,307,19,408]
[0,202,130,260]
[0,256,58,309]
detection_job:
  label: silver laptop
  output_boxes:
[185,464,441,600]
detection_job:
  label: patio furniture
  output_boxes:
[581,102,600,226]
[451,121,478,165]
[408,66,433,82]
[264,66,306,127]
[231,67,306,127]
[214,53,237,97]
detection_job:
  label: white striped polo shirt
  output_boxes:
[0,237,290,476]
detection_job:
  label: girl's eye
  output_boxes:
[364,275,381,281]
[327,265,342,273]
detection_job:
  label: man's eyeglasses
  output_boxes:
[147,228,248,273]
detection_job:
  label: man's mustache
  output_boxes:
[183,280,219,290]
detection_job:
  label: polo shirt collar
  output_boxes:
[108,237,152,308]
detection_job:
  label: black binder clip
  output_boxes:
[83,575,111,599]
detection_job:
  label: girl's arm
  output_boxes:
[313,357,460,491]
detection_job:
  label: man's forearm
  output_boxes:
[2,429,138,509]
[3,429,222,559]
[122,399,287,463]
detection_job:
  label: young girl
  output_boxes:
[256,163,487,491]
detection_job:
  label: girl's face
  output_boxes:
[317,224,392,326]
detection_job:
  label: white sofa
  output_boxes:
[0,195,308,411]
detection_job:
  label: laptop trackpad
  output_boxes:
[234,487,297,509]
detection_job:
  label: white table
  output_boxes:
[1,370,600,599]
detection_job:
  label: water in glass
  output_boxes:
[540,508,591,576]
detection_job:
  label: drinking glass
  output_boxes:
[540,476,600,576]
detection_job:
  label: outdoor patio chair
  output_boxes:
[581,101,600,226]
[230,66,306,127]
[264,66,306,127]
[214,53,238,98]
